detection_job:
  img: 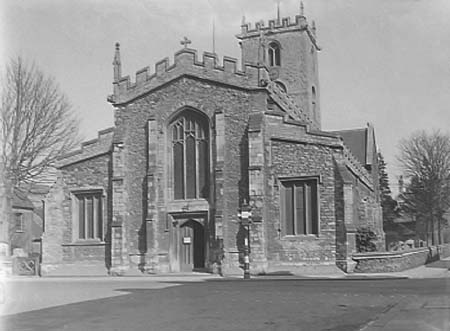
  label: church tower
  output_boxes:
[236,3,321,128]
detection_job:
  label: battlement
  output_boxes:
[267,80,319,130]
[236,14,320,51]
[56,127,114,168]
[239,15,307,36]
[342,144,373,189]
[265,80,372,187]
[108,47,269,105]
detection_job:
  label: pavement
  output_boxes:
[0,273,222,316]
[1,259,449,330]
[350,259,450,280]
[243,256,450,280]
[360,296,450,331]
[2,277,449,331]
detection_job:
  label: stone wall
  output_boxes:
[353,244,450,273]
[42,152,112,276]
[238,14,321,127]
[267,141,337,262]
[258,114,383,273]
[112,76,265,274]
[261,115,342,272]
[9,208,34,255]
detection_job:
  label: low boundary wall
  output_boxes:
[352,244,450,273]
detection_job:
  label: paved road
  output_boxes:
[2,277,449,331]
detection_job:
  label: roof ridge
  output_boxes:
[328,127,367,133]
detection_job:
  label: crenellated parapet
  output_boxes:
[107,47,269,105]
[56,127,114,168]
[341,144,373,189]
[236,14,320,51]
[264,89,373,189]
[266,80,319,131]
[240,15,306,34]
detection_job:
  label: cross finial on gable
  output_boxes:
[180,36,192,48]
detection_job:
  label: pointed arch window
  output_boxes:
[268,42,281,67]
[172,111,209,200]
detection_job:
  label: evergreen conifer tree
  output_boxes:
[378,152,397,224]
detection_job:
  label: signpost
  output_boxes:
[238,201,252,280]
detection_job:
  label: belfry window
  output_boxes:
[172,111,209,200]
[268,42,281,67]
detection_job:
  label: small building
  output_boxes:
[10,189,43,257]
[42,8,384,276]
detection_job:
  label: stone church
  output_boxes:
[42,8,384,276]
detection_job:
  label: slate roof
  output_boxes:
[330,128,367,166]
[328,124,377,170]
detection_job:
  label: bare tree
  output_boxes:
[397,130,450,245]
[0,57,79,252]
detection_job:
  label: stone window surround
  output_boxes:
[278,175,321,239]
[69,187,106,245]
[267,41,281,67]
[165,200,210,232]
[171,112,209,200]
[165,107,214,203]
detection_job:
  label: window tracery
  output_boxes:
[171,111,209,200]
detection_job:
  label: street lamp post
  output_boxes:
[238,201,252,280]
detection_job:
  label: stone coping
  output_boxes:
[353,244,450,260]
[353,247,431,259]
[352,244,450,273]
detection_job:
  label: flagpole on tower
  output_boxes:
[277,0,281,24]
[212,17,216,54]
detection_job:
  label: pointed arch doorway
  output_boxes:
[169,212,208,272]
[180,219,205,271]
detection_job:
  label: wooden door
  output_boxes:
[180,222,194,272]
[179,220,205,272]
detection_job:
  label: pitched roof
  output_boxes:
[330,128,367,165]
[328,124,376,168]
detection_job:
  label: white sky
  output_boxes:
[2,0,450,193]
